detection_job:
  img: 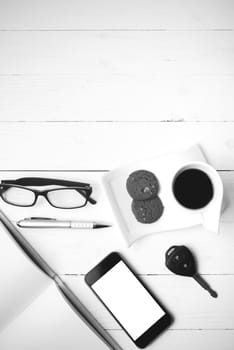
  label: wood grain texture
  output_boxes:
[0,0,233,30]
[0,122,233,170]
[108,330,234,350]
[0,31,233,121]
[0,31,233,75]
[1,75,234,121]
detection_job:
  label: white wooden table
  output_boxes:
[0,1,234,349]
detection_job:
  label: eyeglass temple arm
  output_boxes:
[1,178,97,205]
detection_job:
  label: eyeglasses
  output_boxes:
[0,177,97,209]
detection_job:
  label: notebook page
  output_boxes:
[0,224,51,331]
[0,283,109,350]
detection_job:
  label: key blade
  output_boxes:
[209,289,218,298]
[193,274,218,298]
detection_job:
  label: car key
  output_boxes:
[165,245,218,298]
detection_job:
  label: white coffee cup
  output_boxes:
[172,161,223,233]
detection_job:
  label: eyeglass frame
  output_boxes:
[0,177,97,209]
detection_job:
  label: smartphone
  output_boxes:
[85,252,173,348]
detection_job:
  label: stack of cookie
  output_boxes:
[126,170,164,224]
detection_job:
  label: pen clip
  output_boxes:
[25,217,57,221]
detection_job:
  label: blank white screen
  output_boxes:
[92,261,165,340]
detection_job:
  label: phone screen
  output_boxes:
[92,260,166,341]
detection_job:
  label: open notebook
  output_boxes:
[0,210,119,350]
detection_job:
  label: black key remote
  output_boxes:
[165,245,218,298]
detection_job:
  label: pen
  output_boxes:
[17,217,111,229]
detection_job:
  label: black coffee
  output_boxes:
[173,168,213,209]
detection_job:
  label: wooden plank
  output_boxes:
[63,275,234,330]
[108,330,234,350]
[0,171,233,274]
[0,32,233,75]
[1,75,234,121]
[0,122,233,170]
[16,221,234,275]
[0,0,233,30]
[1,31,233,121]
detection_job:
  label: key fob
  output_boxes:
[165,245,196,277]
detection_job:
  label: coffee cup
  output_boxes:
[172,161,223,233]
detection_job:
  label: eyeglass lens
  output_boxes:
[47,189,87,208]
[2,187,35,206]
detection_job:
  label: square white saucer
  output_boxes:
[103,145,219,246]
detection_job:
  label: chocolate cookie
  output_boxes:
[126,170,159,200]
[131,196,164,224]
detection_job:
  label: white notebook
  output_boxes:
[0,223,109,350]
